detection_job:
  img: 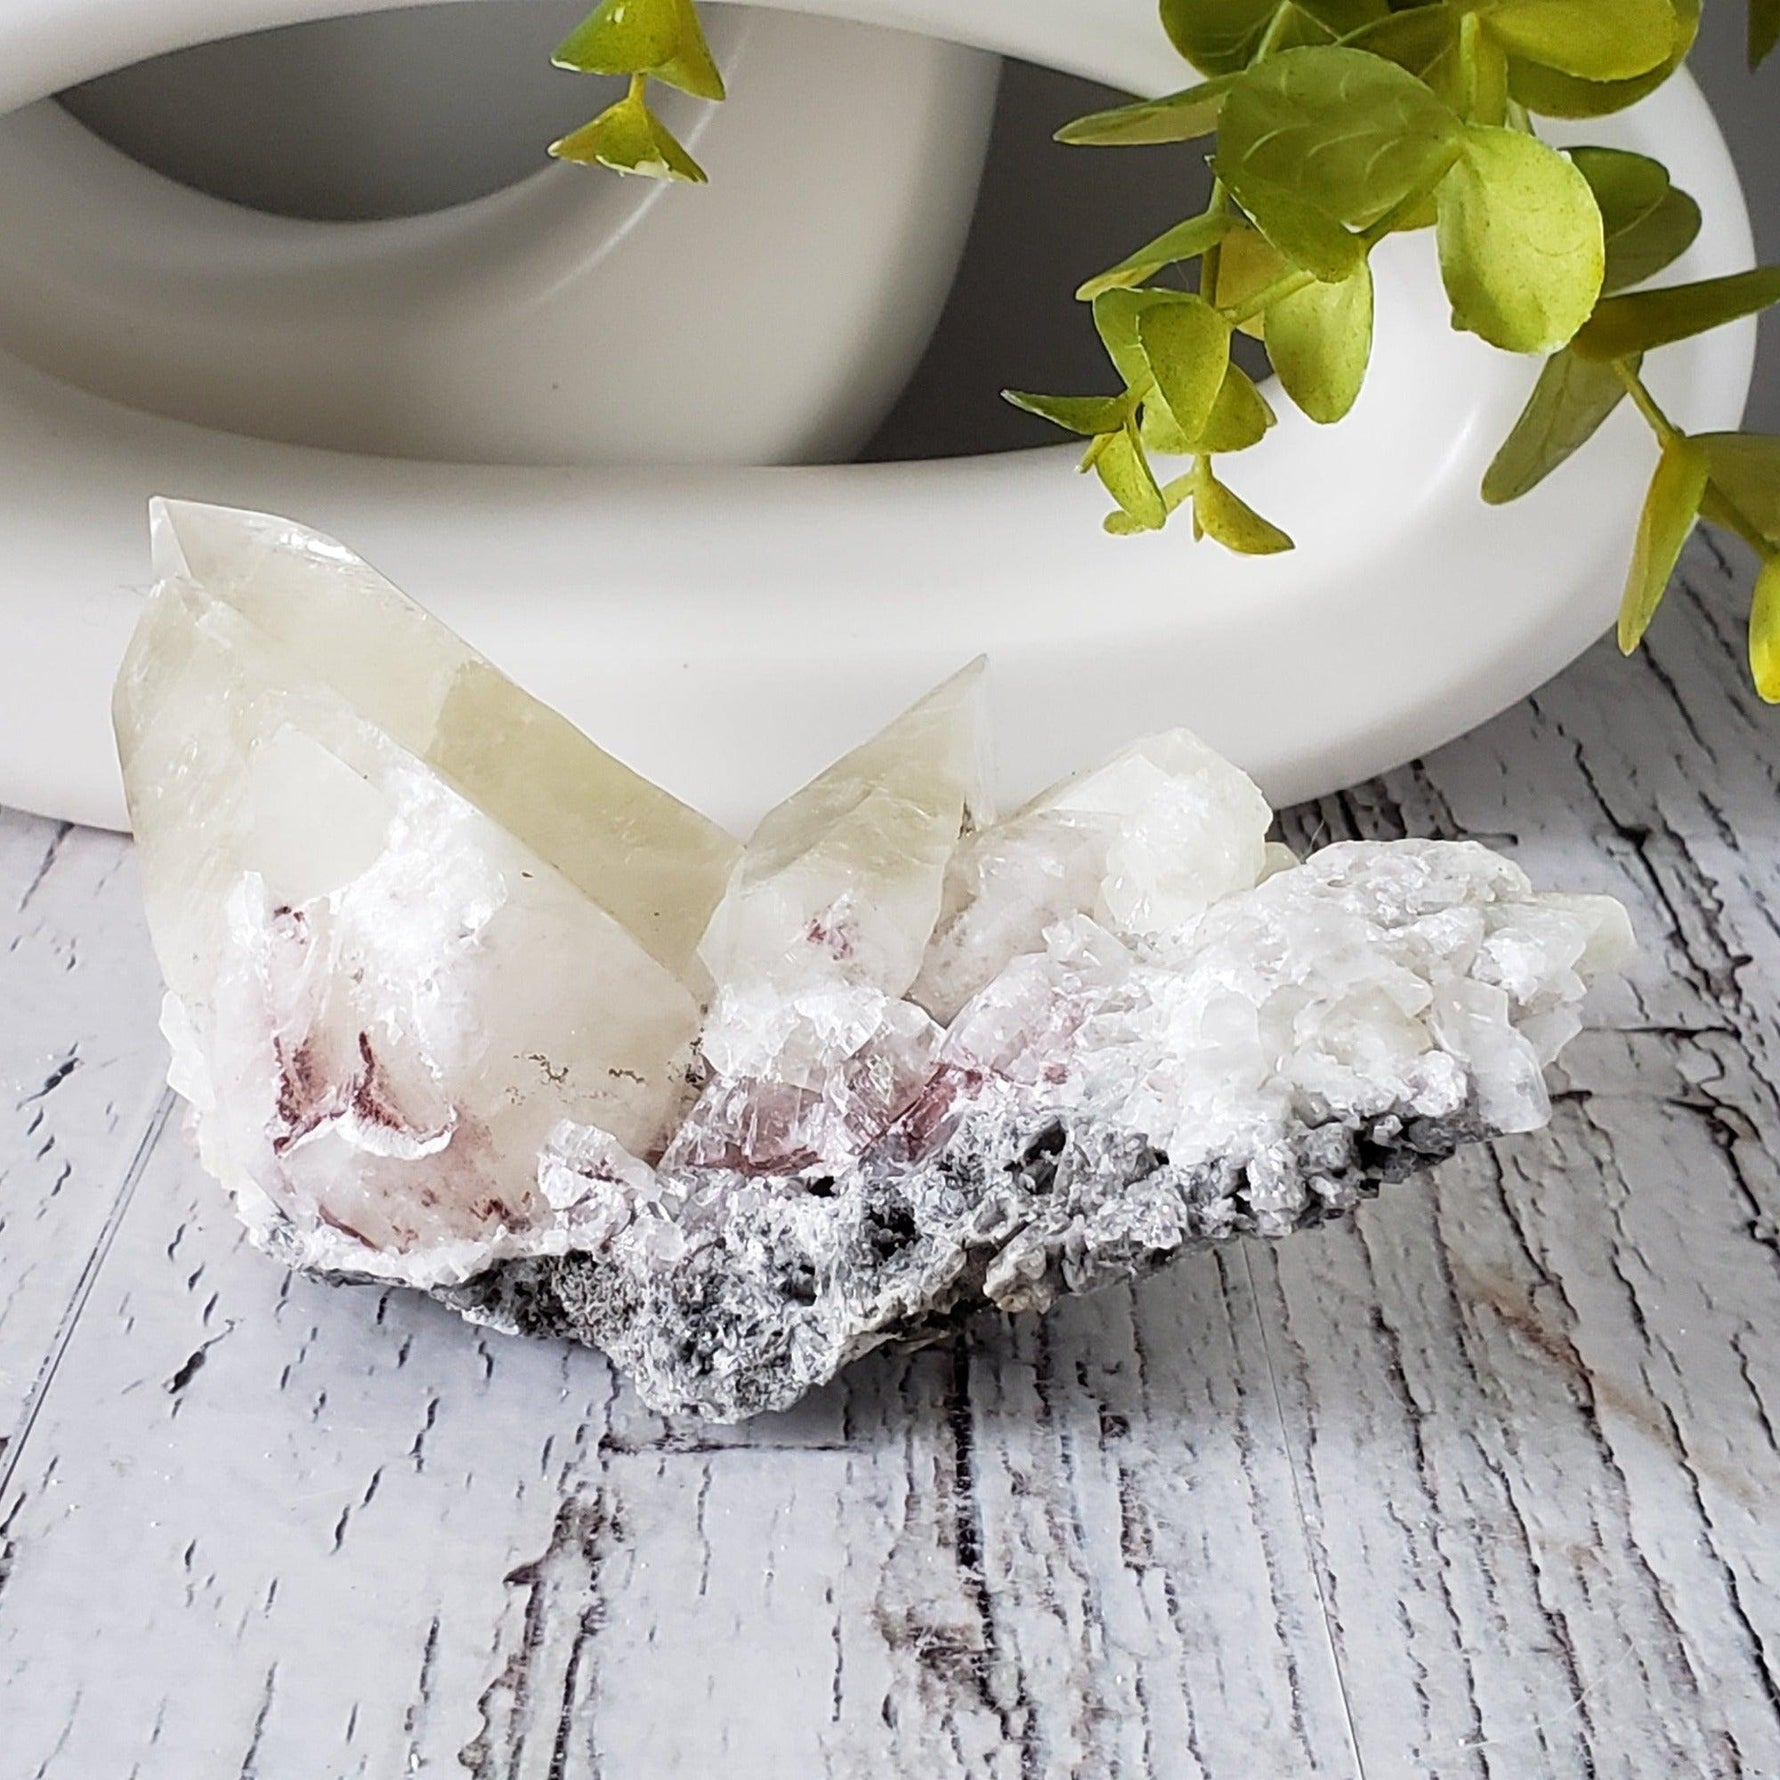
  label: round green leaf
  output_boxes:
[1231,175,1367,284]
[1158,0,1372,76]
[1750,558,1780,700]
[1508,0,1697,119]
[1572,267,1780,361]
[1213,226,1290,339]
[1057,78,1236,147]
[1092,288,1200,389]
[1602,189,1702,296]
[1568,148,1702,295]
[1755,0,1780,69]
[1198,366,1278,453]
[554,0,725,99]
[1483,0,1680,82]
[1697,433,1780,544]
[549,91,708,182]
[1266,257,1375,423]
[1217,47,1463,230]
[1193,466,1296,554]
[1436,127,1604,353]
[1138,299,1235,443]
[1077,212,1236,302]
[1482,348,1639,504]
[1094,426,1167,530]
[1569,147,1669,233]
[1142,364,1277,456]
[1618,435,1709,653]
[555,0,678,75]
[1343,7,1459,85]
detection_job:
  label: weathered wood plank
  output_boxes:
[0,813,172,1448]
[1259,534,1780,1780]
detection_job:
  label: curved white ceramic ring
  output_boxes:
[0,10,998,468]
[0,0,1758,836]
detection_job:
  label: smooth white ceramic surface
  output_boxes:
[0,0,1758,835]
[0,10,997,466]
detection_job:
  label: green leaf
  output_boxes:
[1092,288,1199,387]
[1212,226,1290,338]
[1194,465,1296,553]
[1266,257,1375,422]
[554,0,725,100]
[550,90,708,182]
[1570,148,1702,295]
[1057,77,1236,147]
[1002,390,1138,436]
[1603,189,1702,296]
[1138,298,1235,442]
[1509,0,1697,119]
[1483,348,1639,503]
[1200,366,1278,452]
[1436,127,1604,352]
[1217,47,1463,230]
[1142,365,1277,455]
[1094,425,1167,530]
[1157,0,1374,76]
[1483,0,1679,82]
[1570,147,1669,234]
[1232,176,1366,284]
[1750,558,1780,701]
[1573,268,1780,361]
[1619,435,1709,652]
[1077,212,1236,301]
[1343,7,1460,87]
[1696,433,1780,543]
[1459,14,1511,125]
[1755,0,1780,69]
[1105,473,1196,535]
[1299,0,1389,32]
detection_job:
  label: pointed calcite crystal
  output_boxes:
[116,502,738,1285]
[118,504,1635,1418]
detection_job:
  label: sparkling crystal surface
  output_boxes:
[117,504,1636,1416]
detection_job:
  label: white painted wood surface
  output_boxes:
[4,535,1780,1778]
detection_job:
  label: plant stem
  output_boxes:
[1202,182,1232,298]
[1253,3,1298,65]
[1611,358,1679,443]
[1615,358,1779,562]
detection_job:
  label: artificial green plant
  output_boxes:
[551,0,1780,698]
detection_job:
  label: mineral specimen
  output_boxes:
[117,502,1635,1420]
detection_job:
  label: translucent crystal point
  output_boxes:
[697,658,994,1000]
[115,501,739,1283]
[678,661,992,1174]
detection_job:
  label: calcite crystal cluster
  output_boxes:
[116,502,1634,1421]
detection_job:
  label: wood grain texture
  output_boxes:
[3,536,1780,1778]
[0,814,172,1444]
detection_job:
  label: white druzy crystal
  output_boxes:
[913,728,1273,1021]
[115,503,1635,1418]
[116,502,739,1285]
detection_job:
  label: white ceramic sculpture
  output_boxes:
[0,0,1758,836]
